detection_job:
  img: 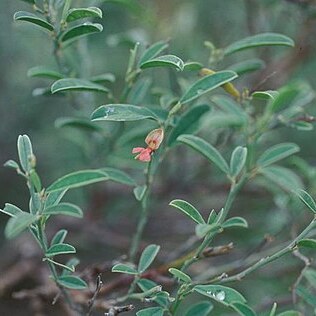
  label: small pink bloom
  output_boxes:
[132,128,164,162]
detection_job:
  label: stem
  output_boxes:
[215,216,316,284]
[129,160,153,262]
[180,175,248,272]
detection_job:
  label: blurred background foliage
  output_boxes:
[1,0,316,315]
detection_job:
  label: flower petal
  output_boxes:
[132,147,145,154]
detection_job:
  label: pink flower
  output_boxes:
[132,128,164,162]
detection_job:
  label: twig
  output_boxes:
[104,304,134,316]
[87,274,103,316]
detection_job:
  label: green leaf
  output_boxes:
[137,279,169,307]
[43,203,83,218]
[51,229,68,246]
[224,33,294,55]
[14,11,54,31]
[57,275,87,290]
[4,213,38,239]
[139,40,169,65]
[4,160,20,170]
[55,117,103,132]
[112,263,138,275]
[267,85,301,113]
[211,95,246,117]
[228,58,265,75]
[45,189,68,208]
[290,121,313,131]
[169,199,205,224]
[252,90,279,100]
[29,170,41,192]
[46,170,109,192]
[0,203,24,217]
[127,77,152,104]
[91,104,158,122]
[177,135,229,174]
[133,185,147,201]
[180,71,238,105]
[62,258,80,276]
[46,243,76,257]
[195,223,221,238]
[60,23,103,43]
[304,269,316,288]
[223,217,248,229]
[138,244,160,273]
[90,73,116,84]
[297,239,316,248]
[184,301,214,316]
[260,166,302,192]
[183,61,204,71]
[136,307,164,316]
[66,7,103,22]
[230,146,247,178]
[257,143,299,168]
[51,78,108,94]
[296,189,316,214]
[140,54,184,71]
[101,167,136,186]
[168,268,192,283]
[194,284,247,306]
[231,302,257,316]
[17,134,33,173]
[295,285,316,308]
[167,104,210,146]
[27,66,64,80]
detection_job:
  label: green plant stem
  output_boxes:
[129,160,153,262]
[180,174,248,272]
[207,215,316,284]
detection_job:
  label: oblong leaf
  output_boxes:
[66,7,102,22]
[194,284,247,306]
[4,160,20,170]
[51,229,68,246]
[17,134,33,173]
[223,217,248,229]
[51,78,108,94]
[138,244,160,273]
[112,263,138,275]
[46,170,109,192]
[224,33,294,55]
[60,23,103,43]
[177,134,229,174]
[232,302,257,316]
[195,223,221,238]
[45,189,68,208]
[252,90,279,100]
[57,275,87,289]
[91,104,158,122]
[90,73,116,84]
[260,166,303,192]
[55,117,102,132]
[229,58,265,75]
[296,189,316,214]
[297,239,316,248]
[27,66,64,80]
[43,203,83,218]
[230,146,247,178]
[46,243,76,257]
[136,307,164,316]
[169,199,205,224]
[14,11,54,31]
[184,301,214,316]
[0,203,24,217]
[180,71,238,105]
[102,167,136,186]
[4,213,38,239]
[167,104,210,146]
[139,40,169,65]
[257,143,299,168]
[168,268,192,283]
[140,54,184,71]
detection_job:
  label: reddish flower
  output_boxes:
[132,128,164,162]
